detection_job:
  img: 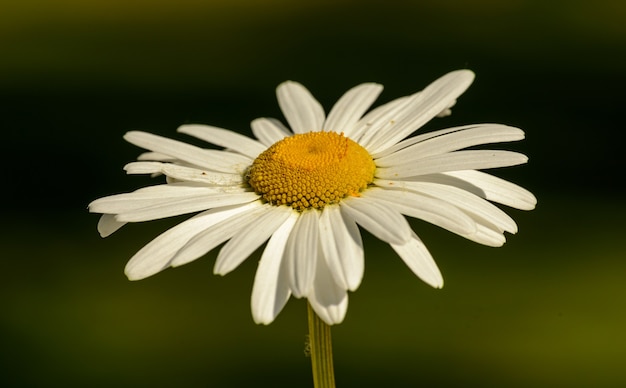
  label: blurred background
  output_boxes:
[2,0,625,386]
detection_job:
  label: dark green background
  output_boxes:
[3,1,625,386]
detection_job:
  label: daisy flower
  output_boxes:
[89,70,536,325]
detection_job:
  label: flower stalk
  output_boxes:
[307,302,336,388]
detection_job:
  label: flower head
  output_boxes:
[89,70,536,325]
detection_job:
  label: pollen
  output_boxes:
[247,131,376,211]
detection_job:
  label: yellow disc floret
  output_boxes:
[247,131,376,211]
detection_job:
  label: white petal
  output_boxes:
[390,234,443,288]
[375,125,525,167]
[371,125,468,159]
[375,178,517,246]
[134,181,223,193]
[318,205,364,291]
[97,214,126,237]
[251,213,299,325]
[124,162,243,186]
[177,124,266,159]
[353,95,413,146]
[364,187,476,236]
[124,161,172,175]
[376,150,528,179]
[137,151,176,162]
[444,170,537,210]
[214,206,295,275]
[308,252,349,325]
[124,203,256,280]
[372,124,515,159]
[375,179,517,233]
[170,202,268,267]
[323,83,383,136]
[116,192,259,222]
[340,195,412,245]
[250,117,292,147]
[463,223,507,247]
[436,98,456,117]
[363,70,475,154]
[124,131,247,172]
[284,210,319,298]
[89,185,234,214]
[276,81,325,134]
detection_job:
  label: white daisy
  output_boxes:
[89,70,536,325]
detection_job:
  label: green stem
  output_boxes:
[307,302,336,388]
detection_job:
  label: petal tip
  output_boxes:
[124,269,144,281]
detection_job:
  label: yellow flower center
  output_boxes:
[247,131,376,211]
